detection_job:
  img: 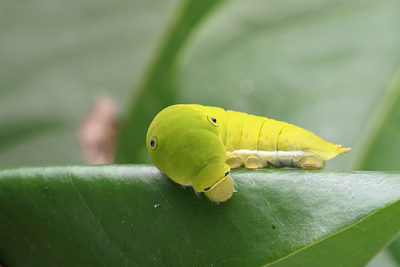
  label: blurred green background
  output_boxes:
[1,0,400,265]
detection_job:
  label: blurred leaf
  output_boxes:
[0,120,65,152]
[388,237,400,263]
[1,165,400,266]
[115,0,226,164]
[0,0,179,167]
[352,65,400,171]
[366,249,399,267]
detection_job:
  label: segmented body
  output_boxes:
[205,106,349,170]
[146,104,350,202]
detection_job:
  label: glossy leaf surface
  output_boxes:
[1,165,399,266]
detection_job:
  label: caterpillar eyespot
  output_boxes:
[150,136,158,151]
[146,104,350,202]
[207,116,218,127]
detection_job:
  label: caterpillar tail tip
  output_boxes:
[335,144,351,153]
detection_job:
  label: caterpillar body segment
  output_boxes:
[146,104,350,202]
[205,107,350,170]
[227,119,349,170]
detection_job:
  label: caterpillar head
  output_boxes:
[146,104,233,202]
[192,162,234,202]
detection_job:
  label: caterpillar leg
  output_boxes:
[299,155,325,170]
[226,151,269,169]
[226,156,243,168]
[244,158,269,169]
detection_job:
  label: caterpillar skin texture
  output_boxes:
[146,104,350,202]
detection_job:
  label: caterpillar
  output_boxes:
[146,104,350,202]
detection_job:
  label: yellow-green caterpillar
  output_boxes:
[146,104,350,202]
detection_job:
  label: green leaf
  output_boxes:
[1,165,400,266]
[115,0,227,164]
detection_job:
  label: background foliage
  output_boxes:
[1,0,400,266]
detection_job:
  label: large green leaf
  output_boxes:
[1,165,400,266]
